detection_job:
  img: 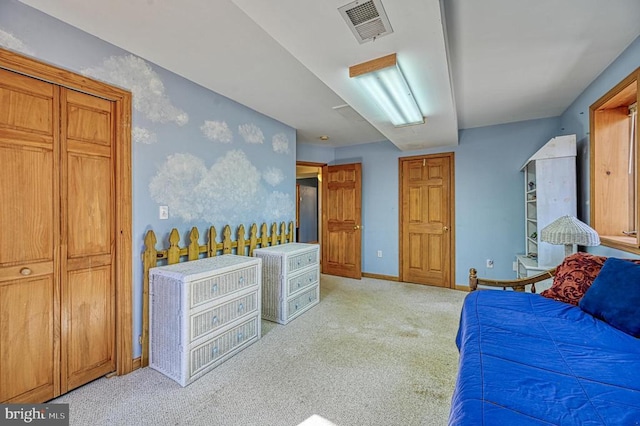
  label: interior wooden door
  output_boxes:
[60,88,116,392]
[0,68,117,402]
[400,154,454,287]
[0,68,60,403]
[322,163,362,279]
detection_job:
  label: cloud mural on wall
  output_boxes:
[265,191,295,219]
[149,150,293,223]
[263,167,284,187]
[272,133,290,154]
[133,127,158,145]
[82,54,188,126]
[0,29,34,55]
[239,123,264,144]
[201,120,233,143]
[148,153,208,222]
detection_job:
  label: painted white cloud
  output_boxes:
[201,120,232,143]
[0,29,34,56]
[272,133,290,154]
[265,191,294,219]
[239,123,264,144]
[197,150,260,222]
[82,54,188,126]
[150,150,264,223]
[149,153,208,222]
[263,167,284,187]
[133,127,157,144]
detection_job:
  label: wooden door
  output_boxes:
[322,163,362,279]
[0,68,116,402]
[61,89,116,392]
[400,154,454,287]
[0,68,60,403]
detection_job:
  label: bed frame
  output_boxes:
[468,267,556,293]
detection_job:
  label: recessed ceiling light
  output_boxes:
[319,135,330,141]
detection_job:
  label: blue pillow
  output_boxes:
[579,257,640,337]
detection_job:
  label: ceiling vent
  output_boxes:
[338,0,393,44]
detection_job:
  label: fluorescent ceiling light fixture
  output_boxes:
[349,53,424,127]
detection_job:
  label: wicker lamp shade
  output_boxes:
[540,215,600,256]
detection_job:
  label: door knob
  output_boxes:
[354,225,361,230]
[20,267,32,276]
[443,226,449,232]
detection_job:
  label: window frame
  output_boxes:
[590,67,640,254]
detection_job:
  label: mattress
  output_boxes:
[449,291,640,425]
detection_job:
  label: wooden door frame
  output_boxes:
[398,152,456,288]
[0,48,133,375]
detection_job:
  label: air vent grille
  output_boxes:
[339,0,393,44]
[345,1,379,26]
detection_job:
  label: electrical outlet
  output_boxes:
[377,250,382,258]
[486,259,494,268]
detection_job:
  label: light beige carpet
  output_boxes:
[53,275,467,426]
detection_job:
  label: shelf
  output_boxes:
[520,135,577,269]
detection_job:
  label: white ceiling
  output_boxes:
[18,0,640,151]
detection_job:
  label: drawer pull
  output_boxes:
[238,303,244,312]
[309,296,313,302]
[308,276,313,282]
[211,283,218,293]
[294,303,299,310]
[212,316,219,325]
[297,282,301,288]
[20,267,32,276]
[239,276,245,284]
[237,332,243,341]
[211,346,219,357]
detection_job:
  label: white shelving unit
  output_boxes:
[517,135,577,285]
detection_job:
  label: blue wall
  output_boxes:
[299,119,562,284]
[0,0,296,359]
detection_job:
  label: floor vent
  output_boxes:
[338,0,393,44]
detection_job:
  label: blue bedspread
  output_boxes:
[449,291,640,425]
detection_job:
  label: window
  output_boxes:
[590,68,640,252]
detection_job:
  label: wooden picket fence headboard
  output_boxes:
[140,221,295,367]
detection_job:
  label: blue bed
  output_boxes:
[449,290,640,425]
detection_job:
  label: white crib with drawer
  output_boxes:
[149,254,261,386]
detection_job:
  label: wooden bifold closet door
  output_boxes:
[0,68,116,403]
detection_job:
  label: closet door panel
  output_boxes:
[0,277,56,402]
[0,69,59,403]
[61,88,115,393]
[0,146,54,265]
[67,153,112,257]
[64,266,113,390]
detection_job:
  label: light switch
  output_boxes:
[159,205,169,220]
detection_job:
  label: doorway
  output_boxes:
[296,162,322,244]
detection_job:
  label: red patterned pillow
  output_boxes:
[540,252,607,305]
